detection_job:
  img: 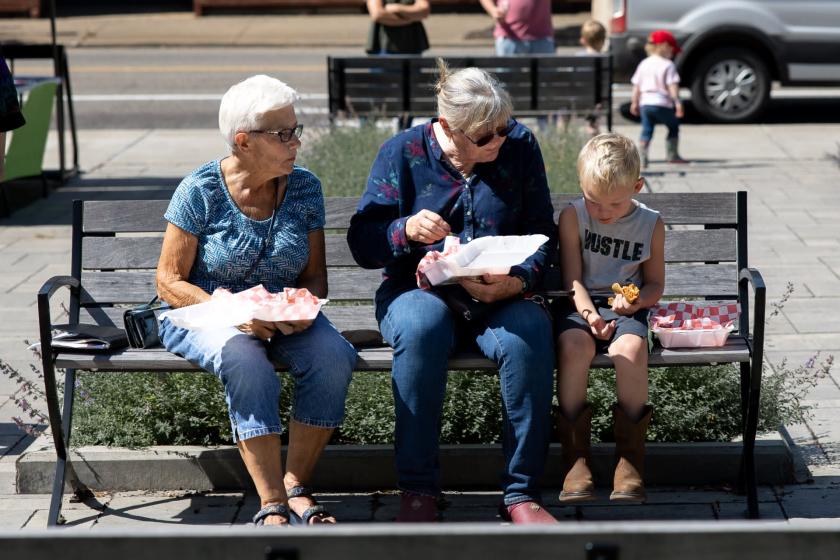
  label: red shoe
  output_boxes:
[396,492,438,522]
[500,501,558,524]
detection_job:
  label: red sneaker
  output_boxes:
[396,492,438,522]
[501,501,558,524]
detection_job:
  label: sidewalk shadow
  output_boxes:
[62,493,246,527]
[0,176,179,226]
[618,98,840,125]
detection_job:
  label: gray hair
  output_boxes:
[435,59,513,136]
[218,74,299,152]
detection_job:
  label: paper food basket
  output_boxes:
[649,302,740,349]
[159,285,327,330]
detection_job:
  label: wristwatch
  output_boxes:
[512,274,529,294]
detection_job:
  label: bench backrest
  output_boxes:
[72,192,747,333]
[327,55,612,124]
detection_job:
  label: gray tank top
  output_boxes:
[572,197,660,292]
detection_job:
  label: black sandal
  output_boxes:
[286,485,334,525]
[252,503,290,526]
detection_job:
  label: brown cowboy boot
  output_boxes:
[610,404,653,503]
[556,404,595,503]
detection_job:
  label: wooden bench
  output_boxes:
[328,54,613,130]
[37,191,765,526]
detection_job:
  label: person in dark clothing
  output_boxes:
[0,49,26,181]
[365,0,430,54]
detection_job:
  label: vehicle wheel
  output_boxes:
[690,47,770,122]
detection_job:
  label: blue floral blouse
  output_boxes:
[347,120,556,314]
[164,159,325,296]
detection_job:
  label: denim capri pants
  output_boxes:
[159,313,357,443]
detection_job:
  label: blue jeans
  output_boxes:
[159,313,357,442]
[640,104,680,142]
[495,36,555,56]
[378,289,554,506]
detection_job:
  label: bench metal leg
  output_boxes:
[737,361,750,494]
[44,366,92,526]
[742,355,763,519]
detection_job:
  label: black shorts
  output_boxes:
[552,296,649,353]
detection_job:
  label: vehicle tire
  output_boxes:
[690,47,771,123]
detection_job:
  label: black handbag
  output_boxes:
[435,284,502,322]
[123,296,164,349]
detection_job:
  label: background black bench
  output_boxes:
[37,191,764,526]
[327,55,613,130]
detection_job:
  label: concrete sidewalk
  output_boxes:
[0,11,588,48]
[0,120,839,528]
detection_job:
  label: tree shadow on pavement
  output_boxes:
[619,98,840,125]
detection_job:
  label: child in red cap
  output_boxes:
[630,30,687,167]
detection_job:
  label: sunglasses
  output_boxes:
[251,124,304,143]
[459,119,516,147]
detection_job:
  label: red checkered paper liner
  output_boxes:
[416,236,461,290]
[212,285,326,322]
[649,301,740,330]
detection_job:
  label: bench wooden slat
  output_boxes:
[81,194,740,234]
[552,193,738,225]
[78,304,380,333]
[80,268,385,304]
[53,336,750,372]
[79,262,735,305]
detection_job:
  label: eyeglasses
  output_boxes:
[251,124,304,143]
[460,119,516,147]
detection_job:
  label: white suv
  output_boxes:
[608,0,840,122]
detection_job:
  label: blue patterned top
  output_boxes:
[347,120,556,313]
[164,159,325,295]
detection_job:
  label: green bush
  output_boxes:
[71,355,828,447]
[298,122,584,198]
[534,126,586,194]
[299,124,393,197]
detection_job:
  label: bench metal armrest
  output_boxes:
[37,275,80,347]
[738,267,766,355]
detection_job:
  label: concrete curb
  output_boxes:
[16,436,794,494]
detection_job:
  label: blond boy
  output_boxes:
[553,132,665,504]
[580,19,606,53]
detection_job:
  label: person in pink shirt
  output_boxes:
[630,30,688,167]
[480,0,554,55]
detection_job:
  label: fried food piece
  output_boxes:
[607,282,640,306]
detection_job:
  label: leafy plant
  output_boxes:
[298,124,393,197]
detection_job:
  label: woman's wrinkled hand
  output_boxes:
[610,293,642,316]
[459,274,520,303]
[273,320,314,336]
[237,319,277,340]
[587,313,616,340]
[406,210,451,244]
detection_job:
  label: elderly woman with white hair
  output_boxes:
[156,75,357,527]
[347,60,557,524]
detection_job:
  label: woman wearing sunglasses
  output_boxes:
[348,59,557,524]
[156,75,357,527]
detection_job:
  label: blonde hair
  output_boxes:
[645,41,672,57]
[434,58,512,136]
[577,133,640,194]
[219,74,299,152]
[580,19,607,52]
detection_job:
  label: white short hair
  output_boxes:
[218,74,299,152]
